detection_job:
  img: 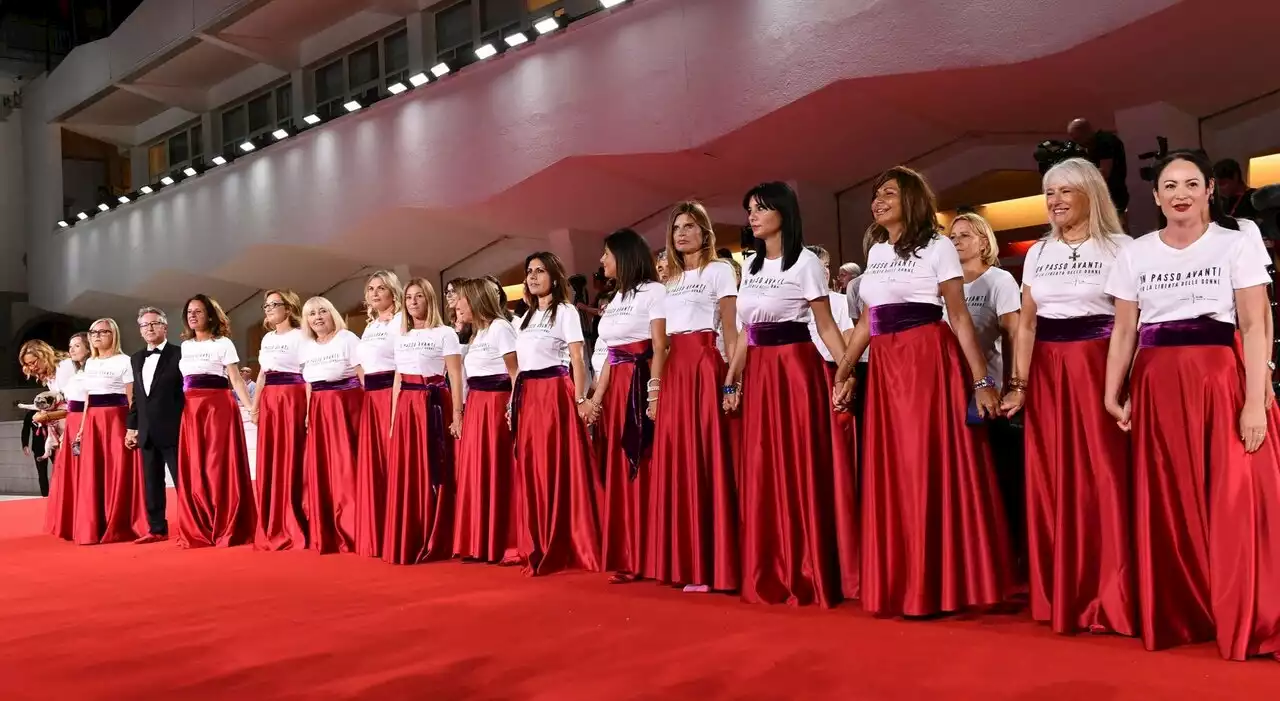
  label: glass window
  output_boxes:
[190,124,203,163]
[436,1,472,50]
[481,0,521,33]
[315,60,344,103]
[349,42,380,87]
[276,84,293,124]
[222,105,247,144]
[247,93,271,133]
[168,131,189,166]
[384,30,409,76]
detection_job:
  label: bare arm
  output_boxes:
[250,367,266,416]
[834,309,870,385]
[1103,299,1139,430]
[647,319,668,418]
[1237,286,1271,452]
[810,298,848,366]
[569,342,589,400]
[718,297,739,356]
[941,279,991,381]
[445,355,465,416]
[389,372,402,437]
[227,362,253,411]
[997,310,1020,387]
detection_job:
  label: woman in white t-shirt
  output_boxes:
[999,158,1136,637]
[451,278,520,564]
[581,228,667,584]
[1103,150,1280,661]
[299,295,364,554]
[833,167,1013,617]
[354,270,404,559]
[73,318,148,545]
[512,251,601,575]
[646,202,740,593]
[384,278,463,565]
[42,334,88,540]
[249,289,309,551]
[724,182,856,607]
[589,295,611,385]
[175,295,257,548]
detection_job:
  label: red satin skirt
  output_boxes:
[453,389,518,563]
[254,384,308,551]
[304,386,363,553]
[355,386,393,558]
[45,410,82,540]
[740,341,856,607]
[1025,338,1136,635]
[73,405,148,545]
[643,331,739,591]
[1130,344,1280,660]
[823,361,862,599]
[597,350,651,577]
[176,388,257,548]
[861,322,1013,616]
[514,374,602,575]
[383,380,455,564]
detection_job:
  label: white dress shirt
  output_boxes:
[142,341,166,396]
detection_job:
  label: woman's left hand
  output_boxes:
[646,397,658,420]
[450,410,463,439]
[974,386,1000,419]
[1240,401,1268,453]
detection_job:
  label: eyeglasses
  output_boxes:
[262,302,285,312]
[88,330,113,337]
[138,322,166,330]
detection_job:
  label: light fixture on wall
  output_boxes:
[343,100,363,113]
[272,128,290,140]
[430,62,451,78]
[76,212,88,221]
[505,32,529,48]
[303,113,321,125]
[409,72,429,87]
[211,156,227,166]
[534,16,562,34]
[387,82,408,95]
[58,220,69,228]
[139,185,154,194]
[97,203,110,212]
[183,166,198,177]
[239,141,257,153]
[475,43,498,60]
[601,0,628,7]
[160,175,175,185]
[117,195,130,204]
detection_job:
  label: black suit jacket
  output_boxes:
[127,342,184,449]
[21,411,46,456]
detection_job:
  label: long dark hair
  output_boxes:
[743,181,804,275]
[520,251,570,330]
[868,166,941,260]
[1153,149,1240,232]
[181,294,231,340]
[603,228,659,299]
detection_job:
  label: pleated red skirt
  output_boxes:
[453,388,518,563]
[644,331,739,591]
[45,409,82,540]
[176,388,257,548]
[73,403,148,545]
[514,374,601,575]
[823,361,862,600]
[355,383,393,558]
[254,383,309,551]
[861,321,1013,616]
[598,345,652,577]
[1025,337,1136,635]
[383,379,455,565]
[1131,344,1280,660]
[740,341,856,607]
[304,386,363,553]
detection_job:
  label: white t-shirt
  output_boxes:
[859,236,963,308]
[81,354,133,395]
[592,339,609,377]
[1106,221,1271,325]
[666,261,738,334]
[358,312,403,374]
[808,291,853,362]
[395,326,461,378]
[598,281,667,346]
[737,248,829,326]
[301,330,362,384]
[515,303,584,372]
[1022,234,1131,318]
[845,277,871,363]
[465,319,518,378]
[53,358,87,402]
[258,327,307,373]
[179,337,238,377]
[944,267,1021,387]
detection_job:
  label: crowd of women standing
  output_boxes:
[17,149,1279,663]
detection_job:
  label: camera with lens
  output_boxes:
[1137,136,1170,182]
[1033,140,1090,175]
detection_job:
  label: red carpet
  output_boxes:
[0,494,1273,700]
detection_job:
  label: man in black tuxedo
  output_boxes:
[126,306,183,544]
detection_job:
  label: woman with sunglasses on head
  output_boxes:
[646,201,740,594]
[1104,149,1280,661]
[725,181,857,607]
[833,167,1013,617]
[21,336,86,540]
[249,289,309,551]
[355,270,405,558]
[176,295,257,548]
[74,318,148,545]
[452,278,521,564]
[512,251,602,575]
[583,228,668,584]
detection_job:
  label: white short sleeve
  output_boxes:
[1233,221,1272,290]
[931,236,964,283]
[442,327,462,356]
[1019,240,1044,287]
[1104,246,1138,302]
[711,263,738,299]
[798,254,830,302]
[649,290,667,321]
[343,331,362,366]
[991,271,1022,315]
[561,303,585,344]
[492,320,518,355]
[217,336,240,366]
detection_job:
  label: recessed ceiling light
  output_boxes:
[117,195,130,204]
[76,212,89,221]
[303,114,321,125]
[409,73,429,87]
[183,167,197,177]
[139,185,153,194]
[57,220,69,228]
[160,176,175,185]
[211,156,226,166]
[475,44,497,60]
[387,82,407,95]
[97,203,110,212]
[240,141,256,152]
[534,17,561,34]
[272,128,289,140]
[600,0,627,7]
[430,62,451,78]
[343,100,362,112]
[504,32,529,47]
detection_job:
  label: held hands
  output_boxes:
[721,379,742,414]
[831,378,854,411]
[1240,401,1267,453]
[1104,396,1132,432]
[577,398,600,425]
[450,409,463,439]
[125,429,138,450]
[999,390,1024,418]
[973,386,1000,419]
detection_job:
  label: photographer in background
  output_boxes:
[18,402,50,497]
[1068,118,1129,219]
[1214,158,1260,224]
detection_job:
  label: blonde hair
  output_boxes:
[1042,157,1124,243]
[665,201,717,278]
[262,289,303,330]
[301,296,348,340]
[401,278,444,333]
[89,318,123,358]
[455,278,507,331]
[17,340,63,382]
[364,270,405,323]
[947,213,1001,267]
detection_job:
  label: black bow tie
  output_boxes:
[146,348,163,356]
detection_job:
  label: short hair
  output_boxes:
[364,270,405,323]
[181,294,231,340]
[401,278,444,333]
[1043,157,1125,243]
[1213,158,1244,181]
[839,262,861,278]
[947,212,1001,267]
[88,318,123,358]
[301,296,347,340]
[17,340,62,382]
[262,289,303,331]
[136,306,168,326]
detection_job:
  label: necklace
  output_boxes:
[1061,234,1088,262]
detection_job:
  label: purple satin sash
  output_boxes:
[312,377,361,392]
[183,374,230,391]
[67,401,85,413]
[607,340,654,479]
[869,302,943,336]
[510,365,570,442]
[400,374,451,488]
[1036,315,1115,343]
[747,321,810,347]
[263,371,305,386]
[467,374,512,392]
[86,393,128,408]
[1138,317,1236,348]
[363,371,395,392]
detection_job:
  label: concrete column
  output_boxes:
[1114,102,1200,236]
[406,11,427,75]
[290,69,307,127]
[129,146,150,190]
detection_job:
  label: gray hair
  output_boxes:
[136,306,168,325]
[839,262,862,278]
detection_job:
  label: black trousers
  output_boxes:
[987,417,1026,584]
[140,442,180,536]
[33,457,49,497]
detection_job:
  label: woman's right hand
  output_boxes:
[1104,397,1131,432]
[1000,390,1024,418]
[722,391,740,414]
